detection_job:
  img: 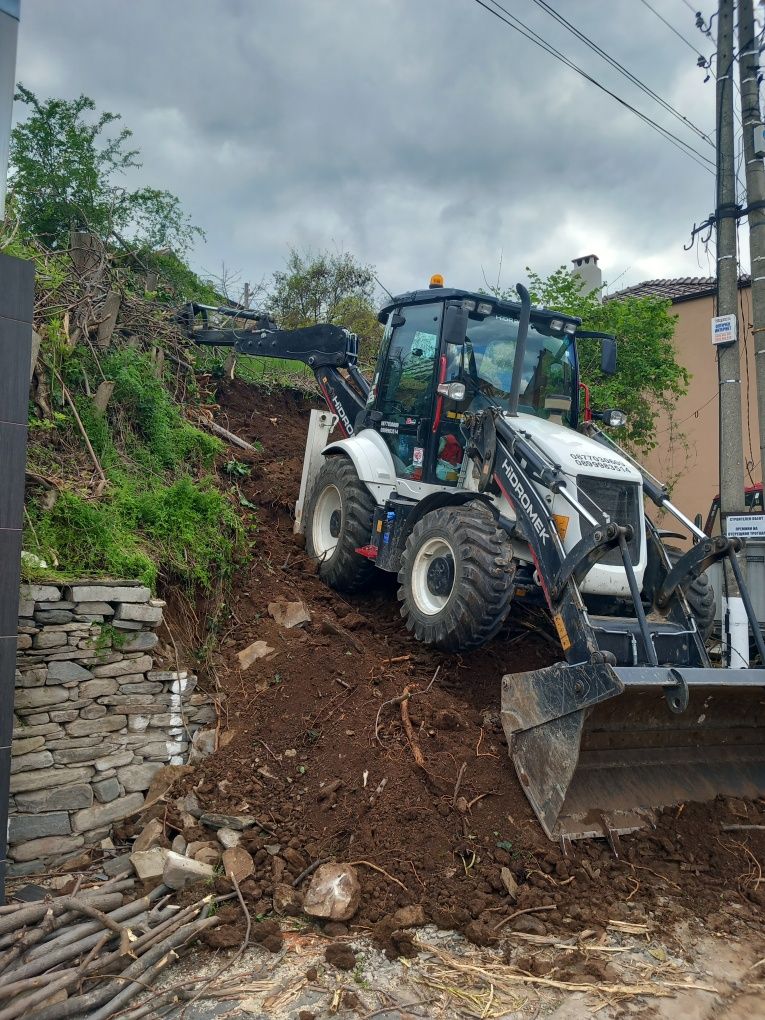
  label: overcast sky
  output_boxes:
[14,0,731,301]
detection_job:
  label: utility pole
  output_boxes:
[738,0,765,480]
[717,0,748,665]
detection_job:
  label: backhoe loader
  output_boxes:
[181,279,765,847]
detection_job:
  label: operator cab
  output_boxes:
[366,278,583,485]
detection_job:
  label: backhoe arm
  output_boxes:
[178,302,370,436]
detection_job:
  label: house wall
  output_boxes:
[642,286,761,520]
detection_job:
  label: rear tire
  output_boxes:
[667,547,716,639]
[305,456,376,593]
[398,503,516,651]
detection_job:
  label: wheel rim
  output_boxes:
[411,537,456,615]
[312,484,342,559]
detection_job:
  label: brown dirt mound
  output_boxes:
[166,379,765,950]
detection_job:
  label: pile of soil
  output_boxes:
[165,380,765,950]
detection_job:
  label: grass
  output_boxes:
[25,347,248,591]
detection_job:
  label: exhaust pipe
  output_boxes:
[507,283,531,417]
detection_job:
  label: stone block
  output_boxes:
[128,716,150,733]
[11,736,45,756]
[75,602,114,615]
[142,741,188,760]
[118,631,159,653]
[9,811,71,842]
[10,834,84,863]
[80,705,108,720]
[15,783,93,811]
[131,847,168,879]
[10,765,93,794]
[72,792,145,832]
[35,610,74,624]
[73,615,105,624]
[79,678,118,699]
[49,710,82,723]
[94,750,133,772]
[120,681,163,695]
[12,722,63,739]
[52,744,115,765]
[133,817,165,852]
[115,602,163,624]
[92,656,154,678]
[10,750,53,773]
[18,713,52,726]
[7,860,45,877]
[187,705,216,725]
[162,851,214,891]
[66,584,151,603]
[16,634,32,651]
[38,601,75,611]
[19,598,34,617]
[103,853,134,877]
[45,736,104,750]
[222,846,254,883]
[47,661,94,684]
[118,762,162,792]
[20,584,61,602]
[32,632,67,650]
[93,778,121,803]
[112,620,143,631]
[65,715,127,738]
[14,687,69,710]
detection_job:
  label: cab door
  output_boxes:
[373,302,442,480]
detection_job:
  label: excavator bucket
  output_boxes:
[501,663,765,841]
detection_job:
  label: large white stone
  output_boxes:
[302,864,361,921]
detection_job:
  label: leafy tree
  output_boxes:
[268,248,383,357]
[490,266,688,452]
[9,85,202,253]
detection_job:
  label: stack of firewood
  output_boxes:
[0,877,221,1019]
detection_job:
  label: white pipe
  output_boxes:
[724,595,750,668]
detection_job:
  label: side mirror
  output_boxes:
[391,312,406,328]
[600,336,617,375]
[443,302,468,345]
[437,381,466,401]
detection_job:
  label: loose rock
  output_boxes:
[303,863,361,921]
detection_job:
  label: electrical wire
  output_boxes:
[637,0,708,59]
[527,0,713,146]
[470,0,716,175]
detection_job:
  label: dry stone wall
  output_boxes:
[10,581,216,875]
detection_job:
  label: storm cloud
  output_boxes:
[14,0,723,299]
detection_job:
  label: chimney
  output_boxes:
[571,254,602,299]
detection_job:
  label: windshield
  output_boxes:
[459,313,577,424]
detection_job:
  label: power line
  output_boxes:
[470,0,716,174]
[527,0,713,147]
[638,0,708,59]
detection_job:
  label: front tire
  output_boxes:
[398,503,516,651]
[306,456,376,593]
[666,547,716,639]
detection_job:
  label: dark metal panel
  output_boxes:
[0,255,33,324]
[0,422,25,531]
[0,636,15,897]
[0,525,22,638]
[0,319,31,425]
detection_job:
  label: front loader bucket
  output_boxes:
[501,663,765,840]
